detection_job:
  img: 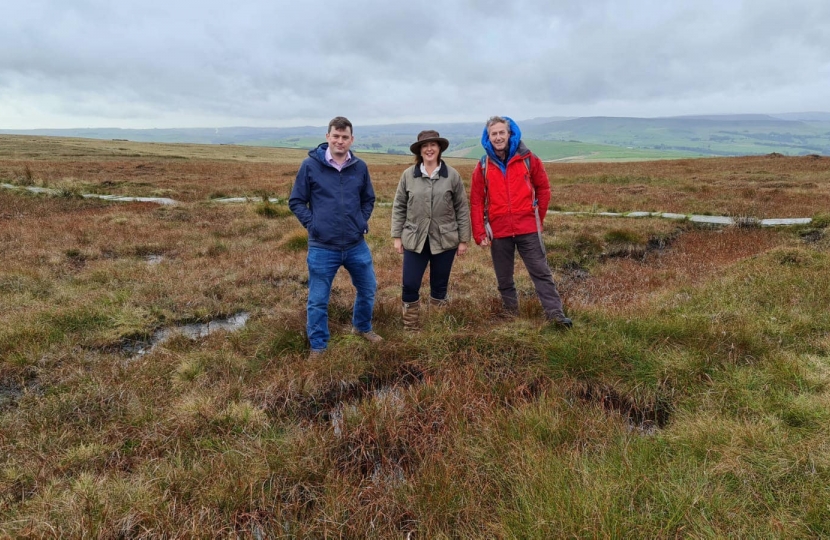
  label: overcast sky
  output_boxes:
[1,0,828,129]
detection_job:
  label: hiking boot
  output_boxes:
[402,300,420,332]
[429,296,449,309]
[499,304,519,319]
[548,316,573,329]
[500,292,519,319]
[352,328,384,343]
[308,348,325,359]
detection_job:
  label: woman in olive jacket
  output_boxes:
[391,130,471,330]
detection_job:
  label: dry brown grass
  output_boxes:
[4,135,828,216]
[562,227,789,313]
[546,154,830,217]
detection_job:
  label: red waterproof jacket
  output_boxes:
[469,143,551,244]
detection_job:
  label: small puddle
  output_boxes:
[331,386,406,438]
[314,373,420,482]
[0,378,41,409]
[0,382,23,409]
[576,384,671,434]
[123,312,250,357]
[294,364,424,422]
[145,255,164,265]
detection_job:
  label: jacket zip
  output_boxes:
[330,160,355,251]
[501,153,531,237]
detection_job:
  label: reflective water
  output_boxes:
[0,379,40,409]
[0,382,23,409]
[124,312,250,357]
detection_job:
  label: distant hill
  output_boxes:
[515,116,576,126]
[522,115,830,157]
[770,112,830,122]
[2,112,828,161]
[664,114,787,121]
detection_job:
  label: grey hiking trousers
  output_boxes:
[490,232,566,320]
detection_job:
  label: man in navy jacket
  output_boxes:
[289,117,383,356]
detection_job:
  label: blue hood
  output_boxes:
[310,142,328,163]
[480,116,523,173]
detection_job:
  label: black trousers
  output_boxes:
[490,233,566,320]
[402,239,457,303]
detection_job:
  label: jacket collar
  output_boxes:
[312,143,357,170]
[413,161,448,178]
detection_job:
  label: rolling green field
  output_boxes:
[238,137,325,150]
[1,136,830,537]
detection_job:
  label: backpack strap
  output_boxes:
[521,155,536,208]
[481,153,544,250]
[524,153,545,253]
[480,155,493,241]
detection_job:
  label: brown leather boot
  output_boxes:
[429,296,449,309]
[402,300,420,331]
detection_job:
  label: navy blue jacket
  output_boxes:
[289,143,376,250]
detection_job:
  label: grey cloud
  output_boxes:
[1,0,828,128]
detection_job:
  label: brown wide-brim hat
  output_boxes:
[409,130,450,155]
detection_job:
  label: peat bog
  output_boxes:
[1,136,829,537]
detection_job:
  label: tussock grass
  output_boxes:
[811,212,830,229]
[254,200,292,219]
[2,137,830,536]
[279,229,308,252]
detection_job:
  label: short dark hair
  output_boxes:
[328,116,353,134]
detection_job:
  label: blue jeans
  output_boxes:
[306,240,377,351]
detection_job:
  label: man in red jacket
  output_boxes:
[470,116,572,328]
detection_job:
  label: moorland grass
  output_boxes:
[1,137,829,537]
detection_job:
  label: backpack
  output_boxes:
[479,154,545,252]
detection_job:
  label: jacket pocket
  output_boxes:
[438,221,459,250]
[401,222,418,251]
